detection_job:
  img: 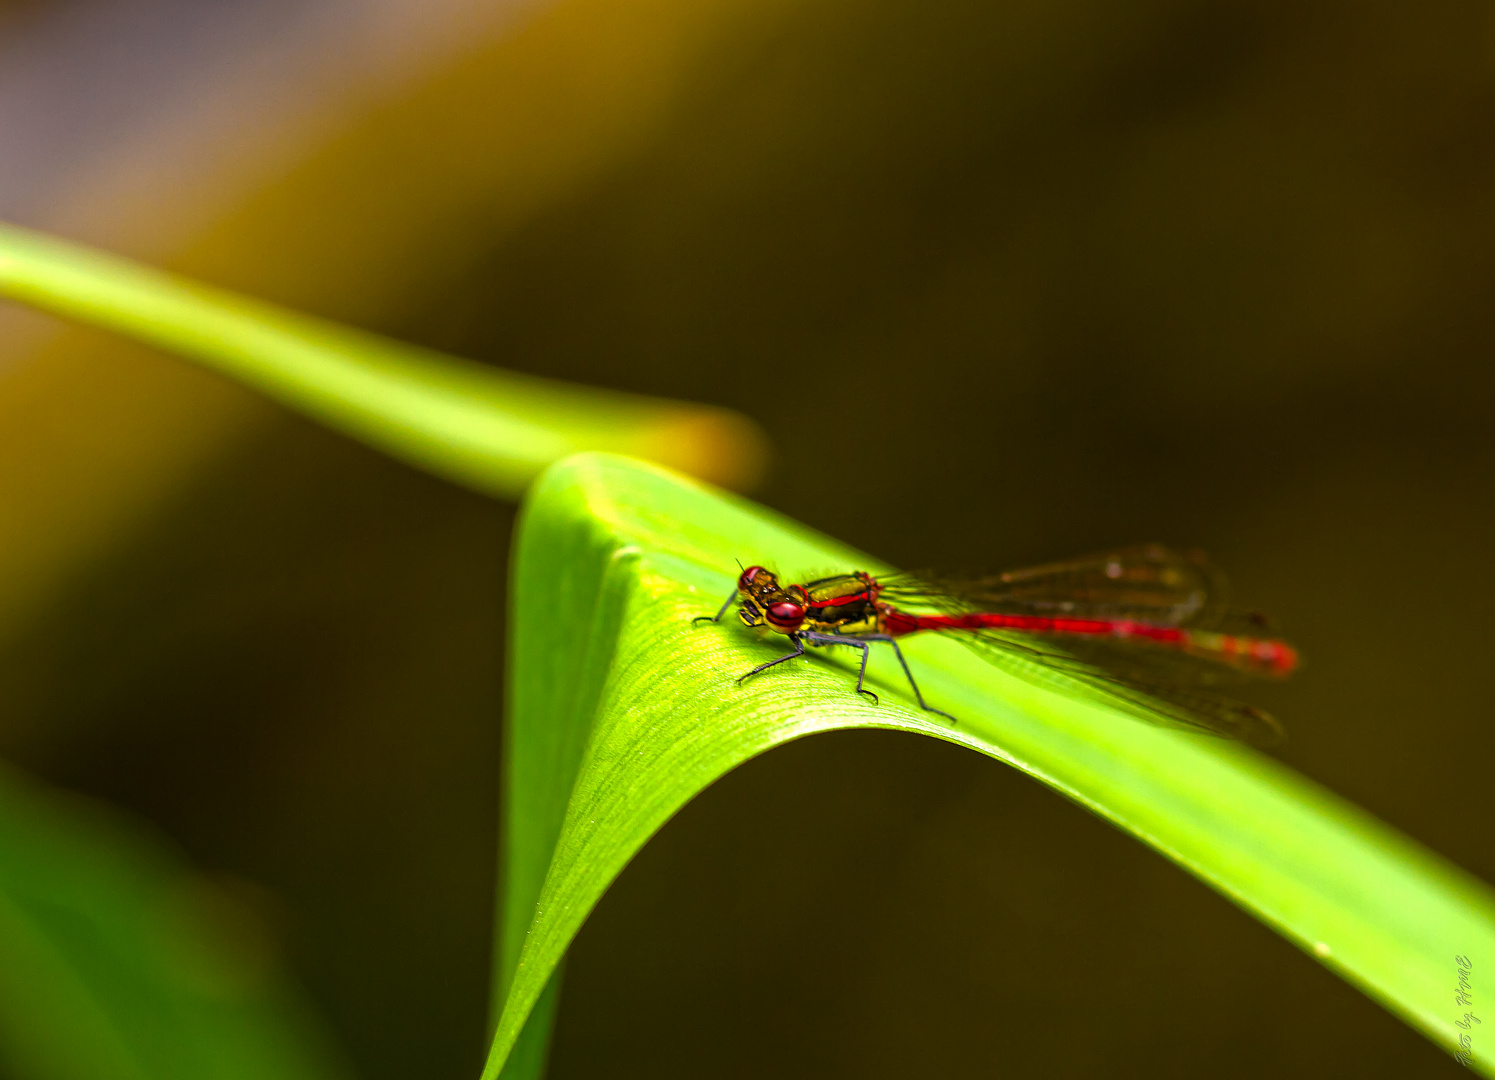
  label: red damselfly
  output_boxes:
[694,544,1298,745]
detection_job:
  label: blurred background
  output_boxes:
[0,0,1492,1076]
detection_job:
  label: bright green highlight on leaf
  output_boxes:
[0,221,768,498]
[491,452,1495,1079]
[0,763,346,1080]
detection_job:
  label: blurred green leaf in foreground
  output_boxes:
[489,453,1495,1079]
[0,763,346,1080]
[0,221,769,499]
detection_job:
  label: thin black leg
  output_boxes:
[801,631,878,703]
[803,631,957,723]
[693,588,739,626]
[861,633,958,723]
[737,634,807,682]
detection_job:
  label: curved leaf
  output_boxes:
[0,222,767,497]
[490,452,1495,1078]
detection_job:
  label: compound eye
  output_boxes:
[738,565,768,591]
[765,599,806,631]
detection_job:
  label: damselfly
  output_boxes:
[694,544,1298,745]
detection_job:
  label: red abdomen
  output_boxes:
[879,609,1297,676]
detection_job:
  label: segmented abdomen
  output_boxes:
[880,610,1297,675]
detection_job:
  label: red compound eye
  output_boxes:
[765,599,806,631]
[738,565,768,590]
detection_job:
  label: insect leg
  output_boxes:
[799,631,879,705]
[736,634,807,682]
[693,588,739,626]
[859,634,957,723]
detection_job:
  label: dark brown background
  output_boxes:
[1,0,1492,1076]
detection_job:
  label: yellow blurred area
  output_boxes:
[0,320,263,648]
[0,0,800,645]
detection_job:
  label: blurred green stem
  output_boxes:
[0,222,768,498]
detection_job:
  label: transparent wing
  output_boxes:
[957,629,1285,746]
[882,543,1227,627]
[872,545,1293,742]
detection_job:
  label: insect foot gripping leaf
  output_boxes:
[486,453,1495,1080]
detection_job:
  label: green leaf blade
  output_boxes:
[490,452,1495,1079]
